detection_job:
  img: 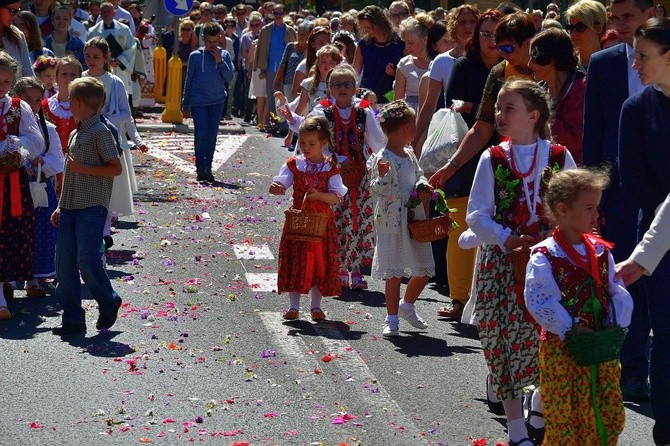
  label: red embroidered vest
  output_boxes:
[490,144,566,237]
[534,244,612,339]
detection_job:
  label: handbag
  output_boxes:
[29,163,48,208]
[418,107,469,174]
[565,279,626,367]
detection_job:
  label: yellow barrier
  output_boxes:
[161,54,183,124]
[153,45,166,103]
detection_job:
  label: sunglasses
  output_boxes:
[565,21,589,33]
[273,11,284,16]
[3,6,20,15]
[225,23,235,28]
[329,81,355,90]
[496,43,517,54]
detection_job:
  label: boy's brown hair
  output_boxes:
[69,77,105,112]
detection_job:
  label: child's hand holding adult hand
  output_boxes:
[269,182,286,195]
[377,159,390,177]
[615,259,646,286]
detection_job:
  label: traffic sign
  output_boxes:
[165,0,192,16]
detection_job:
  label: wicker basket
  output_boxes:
[409,215,451,243]
[284,196,329,242]
[510,247,531,283]
[0,151,23,175]
[339,161,365,190]
[566,327,626,366]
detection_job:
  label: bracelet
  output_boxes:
[447,157,460,170]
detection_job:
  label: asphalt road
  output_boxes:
[0,122,655,446]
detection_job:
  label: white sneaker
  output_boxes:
[398,304,428,329]
[382,323,399,337]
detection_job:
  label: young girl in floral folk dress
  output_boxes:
[466,79,576,446]
[270,116,348,321]
[0,53,45,320]
[525,168,632,446]
[281,64,386,289]
[14,77,64,297]
[370,100,434,337]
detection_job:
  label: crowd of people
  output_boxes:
[1,0,670,445]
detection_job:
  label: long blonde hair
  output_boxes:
[307,44,341,96]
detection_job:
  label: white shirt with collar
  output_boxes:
[96,5,136,36]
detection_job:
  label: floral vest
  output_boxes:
[1,97,22,138]
[490,144,566,237]
[534,243,612,339]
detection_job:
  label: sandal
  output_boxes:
[25,285,47,298]
[0,306,11,320]
[310,308,326,321]
[282,308,299,320]
[338,269,350,288]
[526,410,545,445]
[437,300,464,318]
[509,438,535,446]
[350,270,368,290]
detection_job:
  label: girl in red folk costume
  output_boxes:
[0,52,45,320]
[281,64,386,289]
[525,168,632,446]
[42,55,81,152]
[270,116,348,321]
[465,79,576,446]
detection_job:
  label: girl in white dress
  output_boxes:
[82,37,134,246]
[369,100,434,337]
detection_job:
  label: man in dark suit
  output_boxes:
[582,0,655,402]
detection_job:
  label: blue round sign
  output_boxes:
[165,0,193,16]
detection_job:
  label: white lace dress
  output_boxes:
[370,148,435,279]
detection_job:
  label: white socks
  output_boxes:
[507,418,529,443]
[309,286,322,310]
[529,387,544,429]
[288,292,301,310]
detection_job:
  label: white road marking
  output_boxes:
[233,244,275,260]
[245,273,278,292]
[312,322,426,438]
[141,133,247,174]
[259,312,426,441]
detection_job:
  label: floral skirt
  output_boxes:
[0,167,35,281]
[540,336,624,445]
[475,243,540,400]
[277,215,341,297]
[333,176,374,271]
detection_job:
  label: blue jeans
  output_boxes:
[645,253,670,444]
[55,206,119,326]
[191,103,225,169]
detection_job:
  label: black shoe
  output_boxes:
[96,297,122,330]
[205,167,215,183]
[621,377,650,402]
[52,323,87,335]
[103,235,114,251]
[196,166,208,182]
[486,373,505,415]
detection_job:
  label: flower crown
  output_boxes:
[33,57,58,72]
[376,107,405,124]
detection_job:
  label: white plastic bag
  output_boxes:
[419,107,469,174]
[29,163,48,208]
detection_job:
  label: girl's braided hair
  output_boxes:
[378,99,415,134]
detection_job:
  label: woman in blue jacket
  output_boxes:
[182,22,234,183]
